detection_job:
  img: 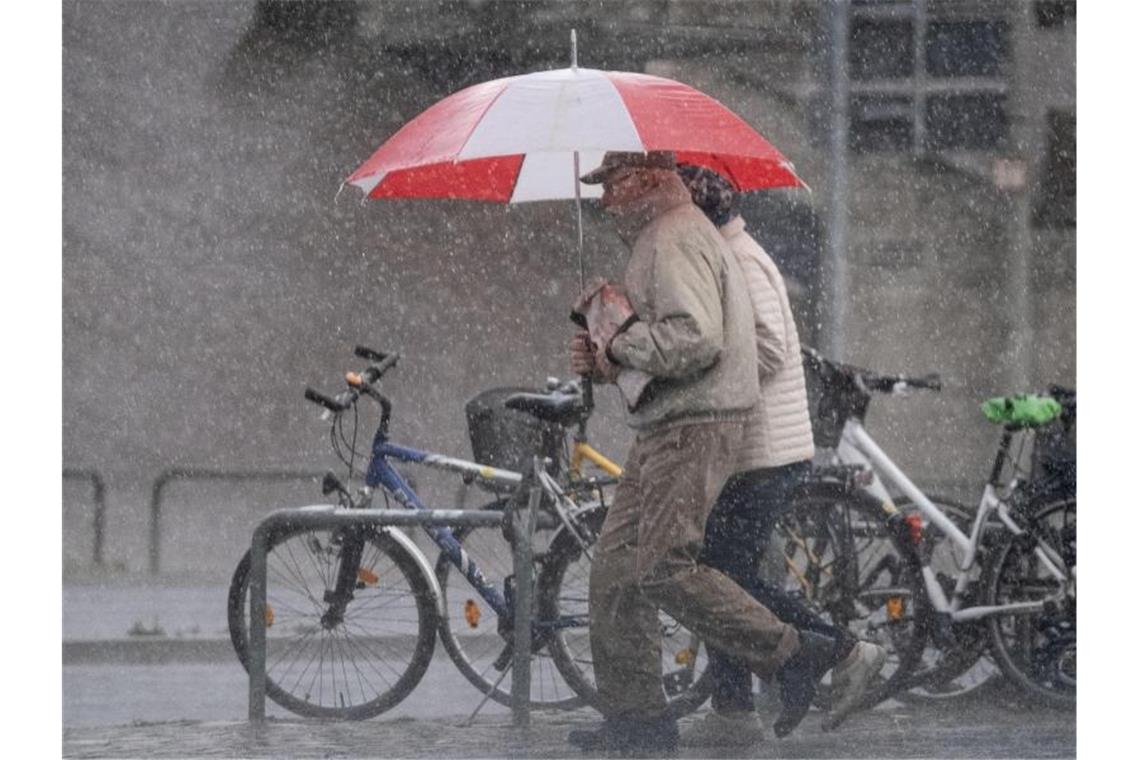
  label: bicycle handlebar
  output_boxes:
[304,347,401,416]
[803,346,942,395]
[861,372,943,394]
[304,387,346,412]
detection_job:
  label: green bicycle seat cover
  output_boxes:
[981,395,1062,426]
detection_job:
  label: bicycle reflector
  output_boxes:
[903,514,923,545]
[357,567,379,586]
[464,599,482,629]
[345,371,364,387]
[675,648,695,666]
[887,596,905,621]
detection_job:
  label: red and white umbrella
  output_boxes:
[345,67,806,203]
[346,35,805,291]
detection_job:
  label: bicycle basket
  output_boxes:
[803,356,867,449]
[465,387,564,485]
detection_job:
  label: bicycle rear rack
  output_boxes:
[246,459,548,728]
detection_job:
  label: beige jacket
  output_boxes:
[720,217,815,469]
[607,175,760,432]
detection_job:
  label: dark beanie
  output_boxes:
[677,164,739,227]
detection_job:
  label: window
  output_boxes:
[925,93,1008,150]
[850,18,915,80]
[1035,1,1076,29]
[850,95,914,151]
[1033,111,1076,228]
[925,20,1008,77]
[845,5,1008,153]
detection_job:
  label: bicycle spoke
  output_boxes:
[340,619,417,683]
[333,626,393,702]
[266,561,323,610]
[336,628,401,692]
[267,625,322,679]
[279,538,329,611]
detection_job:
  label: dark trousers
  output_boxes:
[699,461,851,713]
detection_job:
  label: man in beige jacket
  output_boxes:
[676,164,887,746]
[566,151,840,754]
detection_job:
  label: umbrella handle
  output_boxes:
[581,377,594,415]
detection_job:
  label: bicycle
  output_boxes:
[782,347,1076,709]
[226,347,708,718]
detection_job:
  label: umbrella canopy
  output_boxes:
[345,66,806,203]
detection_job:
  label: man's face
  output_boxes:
[600,167,648,210]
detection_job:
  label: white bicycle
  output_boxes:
[786,348,1075,708]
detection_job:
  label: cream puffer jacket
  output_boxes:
[606,175,761,432]
[720,217,815,469]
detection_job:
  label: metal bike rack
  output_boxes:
[149,468,326,575]
[64,468,107,566]
[247,463,545,728]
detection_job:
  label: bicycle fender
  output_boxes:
[379,525,446,620]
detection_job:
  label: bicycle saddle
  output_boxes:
[505,390,588,427]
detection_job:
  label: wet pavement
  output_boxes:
[63,698,1075,759]
[63,581,1075,758]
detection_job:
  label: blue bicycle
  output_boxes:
[226,347,709,719]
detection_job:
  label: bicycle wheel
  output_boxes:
[895,495,1002,703]
[539,503,714,718]
[984,496,1076,707]
[434,514,586,709]
[228,523,439,719]
[774,485,929,710]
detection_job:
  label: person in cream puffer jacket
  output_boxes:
[676,164,886,747]
[722,211,816,468]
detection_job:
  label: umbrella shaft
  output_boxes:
[574,151,584,294]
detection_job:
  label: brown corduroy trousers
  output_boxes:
[588,420,801,719]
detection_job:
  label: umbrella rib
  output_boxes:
[508,155,529,204]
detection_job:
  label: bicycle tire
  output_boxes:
[227,522,439,719]
[434,516,586,710]
[893,495,1002,703]
[983,495,1076,708]
[538,503,714,719]
[773,483,929,711]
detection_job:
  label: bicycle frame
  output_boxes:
[831,419,1071,623]
[358,431,525,620]
[569,441,623,479]
[359,421,599,632]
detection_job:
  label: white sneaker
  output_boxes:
[679,710,766,747]
[825,641,888,730]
